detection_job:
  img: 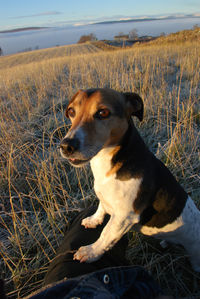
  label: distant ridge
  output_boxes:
[92,14,200,25]
[0,27,48,34]
[93,17,158,25]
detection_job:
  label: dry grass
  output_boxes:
[0,31,200,298]
[0,43,102,70]
[146,25,200,45]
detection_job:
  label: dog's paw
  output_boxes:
[81,216,103,229]
[73,245,102,263]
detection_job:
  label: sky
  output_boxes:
[0,0,200,30]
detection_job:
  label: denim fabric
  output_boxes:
[28,265,162,299]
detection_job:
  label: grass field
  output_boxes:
[0,28,200,298]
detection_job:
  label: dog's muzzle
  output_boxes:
[60,137,80,156]
[60,137,90,166]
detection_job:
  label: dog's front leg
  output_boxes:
[74,212,138,263]
[81,201,106,229]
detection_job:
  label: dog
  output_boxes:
[60,88,200,271]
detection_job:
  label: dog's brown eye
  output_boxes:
[66,107,75,118]
[96,108,110,119]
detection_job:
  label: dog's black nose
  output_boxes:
[60,138,80,156]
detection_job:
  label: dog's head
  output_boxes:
[60,88,143,166]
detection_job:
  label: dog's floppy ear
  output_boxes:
[123,92,144,121]
[65,90,82,118]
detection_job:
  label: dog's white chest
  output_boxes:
[90,148,142,215]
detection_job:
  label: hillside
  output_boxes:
[0,43,103,70]
[144,25,200,45]
[0,30,200,298]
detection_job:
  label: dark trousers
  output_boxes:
[1,207,164,298]
[44,206,129,285]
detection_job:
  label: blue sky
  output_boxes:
[0,0,200,30]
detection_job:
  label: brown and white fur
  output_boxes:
[60,88,200,271]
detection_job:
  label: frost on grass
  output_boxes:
[0,36,200,298]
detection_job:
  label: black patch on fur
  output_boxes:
[85,88,97,98]
[111,101,124,118]
[112,121,188,228]
[123,92,144,121]
[86,88,124,118]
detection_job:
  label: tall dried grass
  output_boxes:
[0,37,199,298]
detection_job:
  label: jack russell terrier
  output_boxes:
[60,88,200,271]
